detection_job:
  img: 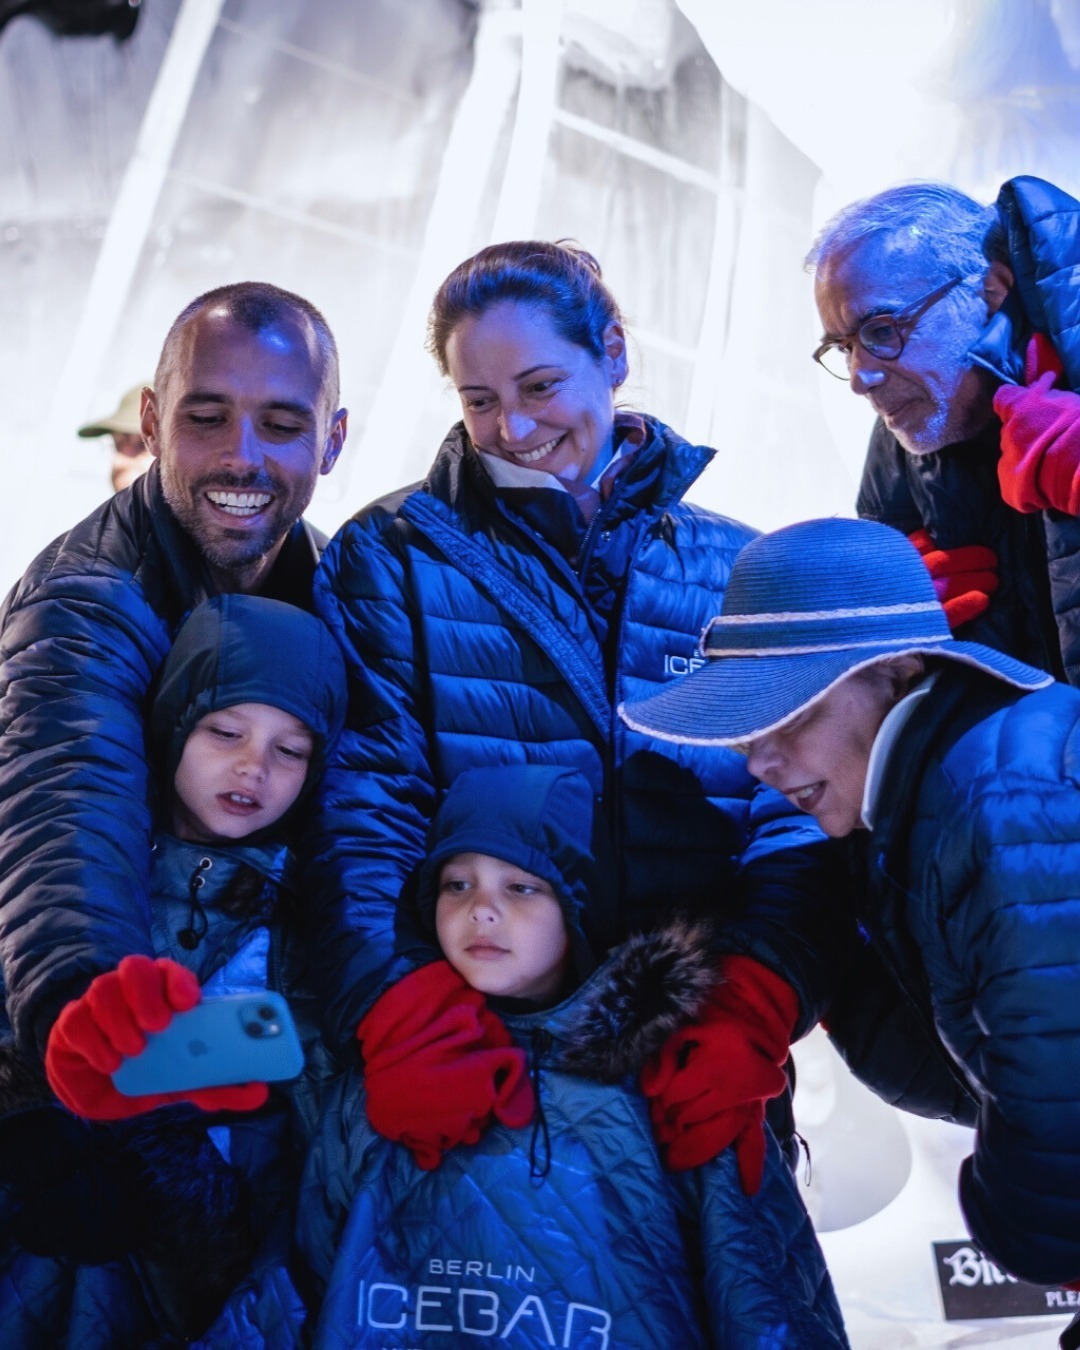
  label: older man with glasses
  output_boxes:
[807,176,1080,689]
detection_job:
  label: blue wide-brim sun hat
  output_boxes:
[619,517,1053,746]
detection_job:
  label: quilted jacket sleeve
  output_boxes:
[714,783,860,1039]
[823,941,978,1127]
[947,769,1080,1285]
[0,565,169,1055]
[308,510,442,1052]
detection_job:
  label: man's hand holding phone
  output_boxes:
[45,955,270,1120]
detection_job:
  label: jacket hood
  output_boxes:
[150,594,348,816]
[971,176,1080,389]
[415,764,618,988]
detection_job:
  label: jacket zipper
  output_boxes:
[528,1027,553,1181]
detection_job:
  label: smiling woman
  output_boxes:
[307,238,854,1196]
[443,299,624,485]
[739,659,922,837]
[431,242,627,491]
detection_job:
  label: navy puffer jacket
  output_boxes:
[858,175,1080,685]
[310,418,850,1047]
[849,664,1080,1285]
[0,465,324,1056]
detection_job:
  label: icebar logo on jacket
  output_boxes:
[355,1279,612,1345]
[663,653,706,677]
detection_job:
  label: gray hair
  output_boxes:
[155,280,340,414]
[805,181,1008,278]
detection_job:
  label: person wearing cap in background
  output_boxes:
[77,383,155,494]
[620,516,1080,1306]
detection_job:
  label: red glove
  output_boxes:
[640,955,798,1194]
[995,333,1080,515]
[44,955,269,1121]
[908,528,999,629]
[358,961,535,1170]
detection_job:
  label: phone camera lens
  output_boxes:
[243,1020,265,1038]
[258,1004,276,1020]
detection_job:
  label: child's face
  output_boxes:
[172,701,314,844]
[435,852,570,1004]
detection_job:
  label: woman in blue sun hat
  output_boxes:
[621,514,1080,1297]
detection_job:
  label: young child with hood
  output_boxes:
[0,593,347,1348]
[298,763,849,1349]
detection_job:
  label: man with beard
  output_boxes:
[807,177,1080,687]
[0,281,347,1072]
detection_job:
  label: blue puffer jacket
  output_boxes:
[848,664,1080,1285]
[0,464,325,1057]
[857,175,1080,686]
[310,418,850,1047]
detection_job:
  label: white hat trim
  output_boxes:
[703,634,952,658]
[707,601,941,627]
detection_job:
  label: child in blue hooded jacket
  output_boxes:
[0,594,346,1348]
[298,763,849,1350]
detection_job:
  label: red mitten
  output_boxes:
[640,955,798,1194]
[358,961,535,1170]
[45,955,269,1121]
[908,528,999,629]
[1023,330,1065,387]
[995,334,1080,515]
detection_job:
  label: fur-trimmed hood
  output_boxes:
[554,917,718,1081]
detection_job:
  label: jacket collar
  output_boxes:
[136,463,323,623]
[151,831,297,892]
[861,674,938,829]
[967,287,1027,386]
[423,416,713,521]
[869,664,1009,871]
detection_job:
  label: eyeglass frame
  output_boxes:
[812,274,972,379]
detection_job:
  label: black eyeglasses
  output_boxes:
[812,275,966,379]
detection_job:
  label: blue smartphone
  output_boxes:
[111,991,304,1096]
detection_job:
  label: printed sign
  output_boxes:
[934,1241,1076,1319]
